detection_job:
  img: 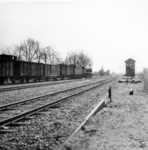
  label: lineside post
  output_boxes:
[108,86,112,102]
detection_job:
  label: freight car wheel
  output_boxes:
[0,79,4,85]
[45,78,49,81]
[54,78,57,81]
[12,80,15,84]
[20,78,24,83]
[26,78,29,83]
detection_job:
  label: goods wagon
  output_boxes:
[0,54,15,84]
[59,64,67,79]
[50,64,60,80]
[44,64,51,81]
[14,61,44,83]
[49,64,67,80]
[67,64,75,79]
[30,62,44,80]
[74,65,85,78]
[14,61,31,83]
[0,54,91,84]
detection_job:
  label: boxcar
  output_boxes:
[30,62,44,81]
[14,61,44,83]
[50,64,60,80]
[67,64,75,79]
[0,54,16,84]
[0,54,86,84]
[44,64,51,81]
[74,65,85,78]
[14,61,31,83]
[59,64,67,79]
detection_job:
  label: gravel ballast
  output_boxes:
[0,78,115,150]
[63,77,148,150]
[0,78,99,105]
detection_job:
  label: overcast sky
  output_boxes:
[0,0,148,73]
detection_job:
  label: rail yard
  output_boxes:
[1,74,148,150]
[0,76,115,149]
[1,1,148,149]
[1,0,148,149]
[59,75,148,150]
[0,55,148,150]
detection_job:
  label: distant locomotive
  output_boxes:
[84,67,92,78]
[0,54,92,84]
[125,58,135,77]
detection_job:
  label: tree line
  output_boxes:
[0,38,92,67]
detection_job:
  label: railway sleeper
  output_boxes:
[48,104,62,109]
[9,121,30,127]
[41,104,62,111]
[0,107,16,111]
[42,107,51,111]
[0,129,17,134]
[32,111,43,116]
[23,116,35,120]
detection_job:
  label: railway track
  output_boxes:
[0,79,106,111]
[0,78,93,93]
[0,78,115,133]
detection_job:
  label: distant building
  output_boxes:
[105,69,110,75]
[98,66,110,76]
[125,58,136,77]
[143,68,148,78]
[98,66,104,76]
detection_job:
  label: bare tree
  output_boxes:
[77,51,92,67]
[41,46,62,64]
[48,48,62,64]
[0,40,62,65]
[34,42,42,63]
[13,40,41,62]
[65,51,79,65]
[55,56,62,64]
[13,45,23,60]
[0,45,12,55]
[20,38,39,62]
[41,46,51,64]
[65,50,92,67]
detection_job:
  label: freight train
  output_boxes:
[0,54,92,84]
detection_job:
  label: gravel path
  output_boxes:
[63,76,148,150]
[0,78,115,150]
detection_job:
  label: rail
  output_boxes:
[0,78,92,93]
[0,78,115,132]
[0,78,110,110]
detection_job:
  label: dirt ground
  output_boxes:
[63,77,148,150]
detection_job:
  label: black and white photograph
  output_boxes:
[0,0,148,149]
